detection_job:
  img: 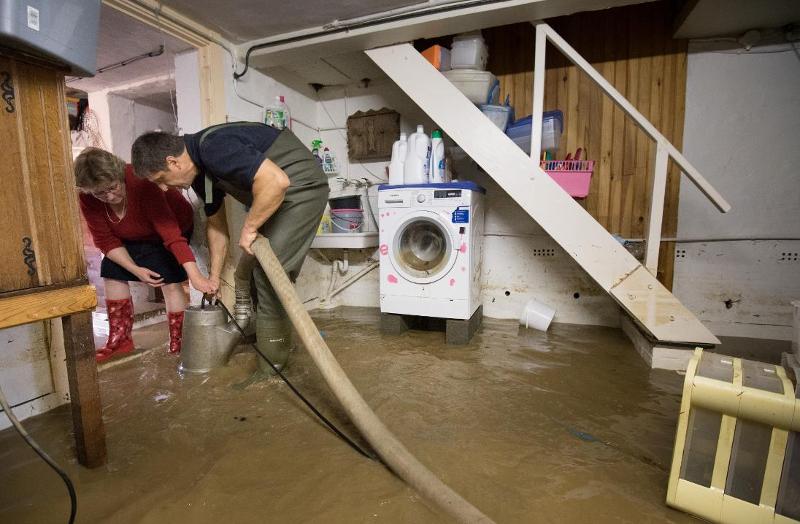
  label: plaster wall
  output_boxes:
[673,42,800,340]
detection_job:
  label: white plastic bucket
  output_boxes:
[519,299,556,331]
[331,208,363,233]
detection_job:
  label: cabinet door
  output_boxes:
[0,57,39,291]
[0,56,86,295]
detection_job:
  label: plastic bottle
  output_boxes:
[388,133,408,185]
[311,139,323,166]
[429,129,445,183]
[404,125,431,185]
[321,147,338,174]
[264,95,290,130]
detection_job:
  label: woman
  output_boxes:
[75,147,214,362]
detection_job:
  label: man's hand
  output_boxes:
[239,225,258,255]
[134,267,164,287]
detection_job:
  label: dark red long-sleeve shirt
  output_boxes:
[79,165,195,265]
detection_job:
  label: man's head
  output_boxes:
[131,132,197,190]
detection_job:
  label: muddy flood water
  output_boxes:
[1,307,697,523]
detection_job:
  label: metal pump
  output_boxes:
[179,255,257,374]
[179,297,250,374]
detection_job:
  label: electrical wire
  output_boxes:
[0,383,77,524]
[211,298,377,462]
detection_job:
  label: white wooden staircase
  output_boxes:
[366,32,730,349]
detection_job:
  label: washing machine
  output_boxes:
[378,182,485,320]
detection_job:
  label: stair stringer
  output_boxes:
[366,43,719,346]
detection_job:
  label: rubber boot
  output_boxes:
[256,317,293,375]
[167,311,185,354]
[96,297,134,363]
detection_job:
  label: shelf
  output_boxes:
[311,232,379,249]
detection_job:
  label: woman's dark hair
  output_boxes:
[131,132,185,178]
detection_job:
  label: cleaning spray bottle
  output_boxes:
[429,129,445,183]
[404,125,430,185]
[388,132,408,185]
[264,95,290,130]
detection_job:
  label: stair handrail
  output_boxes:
[531,22,731,274]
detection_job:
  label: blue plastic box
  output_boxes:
[506,110,564,153]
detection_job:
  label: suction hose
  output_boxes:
[250,236,493,524]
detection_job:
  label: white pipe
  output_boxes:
[323,0,465,29]
[329,262,378,300]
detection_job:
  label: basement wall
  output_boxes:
[300,79,620,327]
[672,41,800,341]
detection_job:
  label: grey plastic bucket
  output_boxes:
[331,208,363,233]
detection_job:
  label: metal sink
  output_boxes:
[311,232,379,249]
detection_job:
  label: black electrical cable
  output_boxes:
[213,299,378,462]
[0,383,77,524]
[233,0,512,79]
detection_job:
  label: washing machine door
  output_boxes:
[389,211,459,284]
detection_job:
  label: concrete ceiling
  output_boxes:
[675,0,800,39]
[67,5,193,93]
[159,0,427,44]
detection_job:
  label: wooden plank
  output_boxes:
[39,66,84,284]
[0,57,38,291]
[595,10,616,229]
[620,9,639,238]
[609,12,628,235]
[631,14,654,241]
[0,284,97,330]
[56,76,88,282]
[62,311,107,468]
[16,62,55,285]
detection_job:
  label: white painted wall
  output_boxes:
[673,42,800,340]
[108,94,176,162]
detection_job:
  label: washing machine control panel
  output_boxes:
[379,187,475,209]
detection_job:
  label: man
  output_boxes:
[131,122,329,374]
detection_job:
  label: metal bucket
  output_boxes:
[179,304,241,374]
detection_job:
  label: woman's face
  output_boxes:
[87,180,126,205]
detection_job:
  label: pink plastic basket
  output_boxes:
[539,159,595,198]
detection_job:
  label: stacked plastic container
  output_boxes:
[443,32,500,107]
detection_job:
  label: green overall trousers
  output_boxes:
[200,126,329,372]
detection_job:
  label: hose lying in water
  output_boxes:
[250,236,494,524]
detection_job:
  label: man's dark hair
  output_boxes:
[131,132,186,178]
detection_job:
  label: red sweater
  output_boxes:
[80,166,195,265]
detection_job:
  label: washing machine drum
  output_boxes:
[391,213,457,283]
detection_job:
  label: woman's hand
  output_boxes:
[134,267,164,287]
[189,273,217,295]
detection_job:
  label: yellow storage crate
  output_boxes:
[668,349,800,523]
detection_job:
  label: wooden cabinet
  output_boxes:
[0,55,86,296]
[0,51,104,468]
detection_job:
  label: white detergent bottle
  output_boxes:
[429,129,445,183]
[264,95,290,130]
[388,133,407,185]
[404,125,430,184]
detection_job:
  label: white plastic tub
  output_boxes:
[443,69,497,105]
[451,32,488,70]
[519,298,555,331]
